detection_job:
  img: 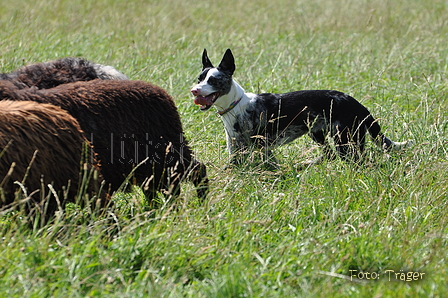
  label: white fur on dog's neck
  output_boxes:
[214,80,256,155]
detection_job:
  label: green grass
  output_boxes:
[0,0,447,296]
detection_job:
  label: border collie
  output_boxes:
[191,49,411,166]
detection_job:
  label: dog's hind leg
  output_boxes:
[332,125,358,161]
[296,130,335,169]
[310,130,336,161]
[333,127,368,163]
[350,124,368,161]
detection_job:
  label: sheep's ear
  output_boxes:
[218,49,235,75]
[202,49,214,69]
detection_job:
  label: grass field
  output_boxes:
[0,0,447,296]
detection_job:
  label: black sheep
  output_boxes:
[0,79,208,200]
[0,57,127,90]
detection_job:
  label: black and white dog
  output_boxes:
[191,49,411,166]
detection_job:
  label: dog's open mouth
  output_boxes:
[194,92,220,111]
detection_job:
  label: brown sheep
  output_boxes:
[0,79,209,200]
[0,100,105,215]
[0,57,127,90]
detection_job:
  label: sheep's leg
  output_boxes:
[186,160,209,200]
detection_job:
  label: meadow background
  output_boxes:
[0,0,447,296]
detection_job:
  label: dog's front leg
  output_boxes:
[262,147,280,170]
[255,135,279,169]
[229,140,249,165]
[225,131,249,165]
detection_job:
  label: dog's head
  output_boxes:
[191,49,235,111]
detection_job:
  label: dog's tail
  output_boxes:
[364,114,413,151]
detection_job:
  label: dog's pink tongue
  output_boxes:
[194,96,213,106]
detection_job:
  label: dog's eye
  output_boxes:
[208,77,217,85]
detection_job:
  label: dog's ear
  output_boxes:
[202,49,214,70]
[218,49,235,75]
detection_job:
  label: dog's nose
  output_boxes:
[191,88,199,96]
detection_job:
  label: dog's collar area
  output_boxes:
[217,97,242,116]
